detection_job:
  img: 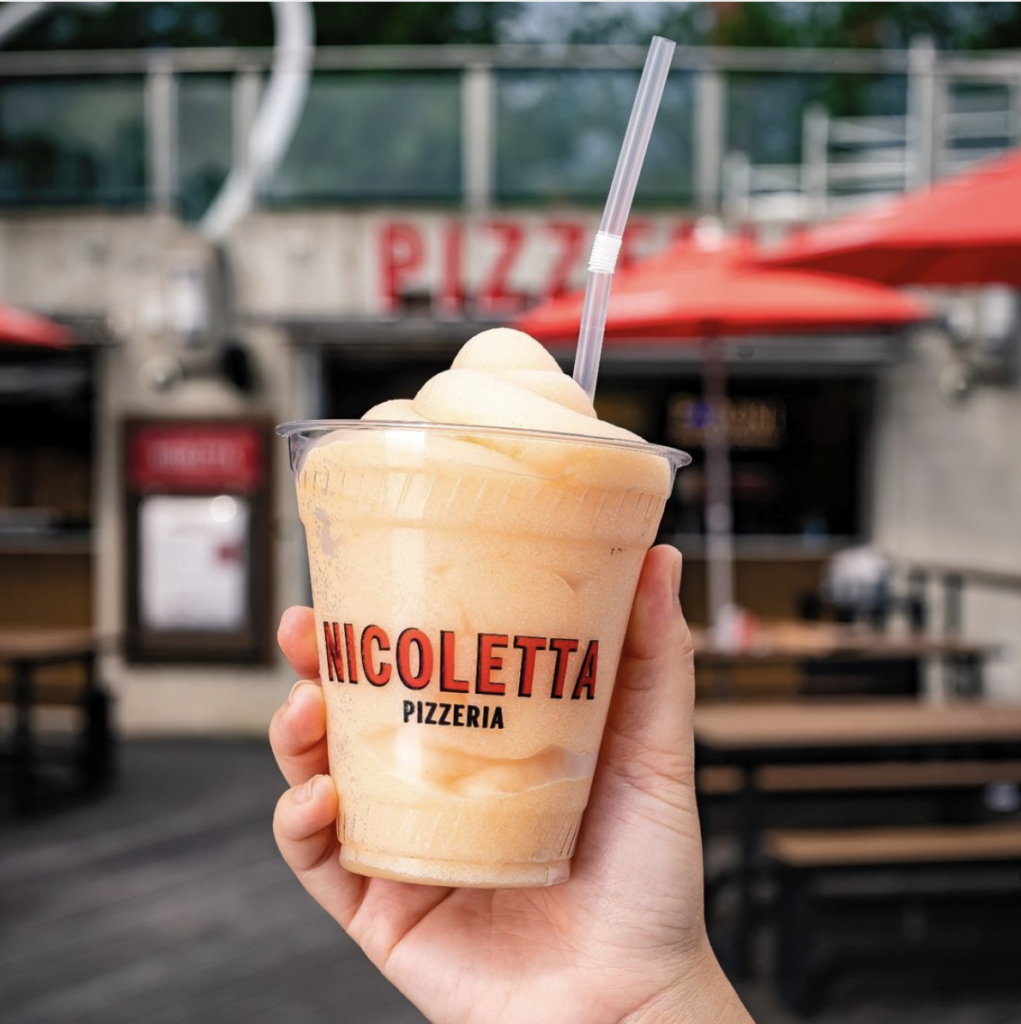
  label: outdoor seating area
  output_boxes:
[697,697,1021,1013]
[4,736,1021,1024]
[6,4,1021,1024]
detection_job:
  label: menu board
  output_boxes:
[139,495,250,633]
[124,420,271,664]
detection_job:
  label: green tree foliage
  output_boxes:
[707,2,1021,51]
[4,2,510,50]
[6,2,1021,53]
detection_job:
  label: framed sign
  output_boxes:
[123,419,272,664]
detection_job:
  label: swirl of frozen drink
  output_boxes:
[360,328,669,491]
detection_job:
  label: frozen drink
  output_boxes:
[280,328,687,887]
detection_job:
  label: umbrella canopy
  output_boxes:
[756,147,1021,286]
[515,236,929,341]
[0,303,70,349]
[514,235,928,639]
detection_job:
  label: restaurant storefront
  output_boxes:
[269,210,896,676]
[1,203,921,731]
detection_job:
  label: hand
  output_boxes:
[270,545,752,1024]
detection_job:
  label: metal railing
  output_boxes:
[725,85,1021,224]
[2,41,1021,218]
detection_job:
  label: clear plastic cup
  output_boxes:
[279,419,689,888]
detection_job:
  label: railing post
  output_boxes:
[232,67,263,198]
[943,572,964,636]
[1010,74,1021,147]
[145,55,177,214]
[906,35,937,189]
[462,62,493,211]
[906,568,928,634]
[801,102,829,222]
[695,67,725,214]
[721,151,750,230]
[931,65,950,179]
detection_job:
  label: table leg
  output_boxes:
[962,654,983,698]
[13,658,35,813]
[79,651,112,791]
[731,764,758,976]
[944,653,984,699]
[776,865,817,1014]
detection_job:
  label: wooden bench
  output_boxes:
[697,761,1021,934]
[698,760,1021,796]
[0,678,93,707]
[764,823,1021,1013]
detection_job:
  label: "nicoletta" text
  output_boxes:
[322,621,599,701]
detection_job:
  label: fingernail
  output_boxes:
[287,681,308,707]
[669,553,682,601]
[296,775,319,804]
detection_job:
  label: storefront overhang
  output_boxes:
[272,315,905,379]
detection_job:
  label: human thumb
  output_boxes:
[598,544,696,796]
[572,545,700,888]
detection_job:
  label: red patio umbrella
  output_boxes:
[0,303,70,349]
[515,236,929,631]
[756,147,1021,286]
[516,235,930,340]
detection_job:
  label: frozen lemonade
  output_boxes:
[288,328,683,887]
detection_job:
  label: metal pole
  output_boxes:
[720,151,751,231]
[1011,74,1021,147]
[703,335,735,632]
[462,62,494,211]
[145,57,178,214]
[695,69,725,214]
[233,68,263,184]
[943,572,964,636]
[906,36,937,189]
[801,102,829,222]
[931,64,949,180]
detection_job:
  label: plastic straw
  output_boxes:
[573,35,676,400]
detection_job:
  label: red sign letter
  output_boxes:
[323,621,345,683]
[361,625,392,686]
[440,630,470,693]
[544,222,585,299]
[571,640,599,700]
[476,633,509,695]
[476,221,525,315]
[380,222,424,313]
[344,624,359,683]
[513,635,547,697]
[397,628,433,690]
[549,638,580,699]
[436,221,464,316]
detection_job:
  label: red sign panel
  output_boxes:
[374,215,689,316]
[128,423,265,494]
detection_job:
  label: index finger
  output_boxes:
[277,606,321,679]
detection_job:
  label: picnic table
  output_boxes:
[693,698,1021,973]
[691,620,995,698]
[0,628,112,813]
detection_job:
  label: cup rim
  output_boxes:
[276,418,692,470]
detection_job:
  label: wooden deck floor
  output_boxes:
[2,739,1020,1024]
[1,740,429,1024]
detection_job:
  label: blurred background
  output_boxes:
[3,2,1021,1022]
